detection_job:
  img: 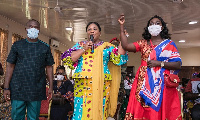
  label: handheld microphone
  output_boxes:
[90,35,94,53]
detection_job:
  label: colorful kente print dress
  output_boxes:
[125,39,182,120]
[61,41,128,120]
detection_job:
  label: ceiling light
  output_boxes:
[65,27,72,31]
[72,8,86,11]
[179,40,185,43]
[189,21,198,24]
[171,0,183,3]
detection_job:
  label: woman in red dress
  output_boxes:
[118,15,182,120]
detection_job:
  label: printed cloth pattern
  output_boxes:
[139,39,182,111]
[61,41,128,120]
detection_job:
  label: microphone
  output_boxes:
[90,35,94,53]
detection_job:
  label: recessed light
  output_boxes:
[72,8,86,11]
[65,27,72,31]
[189,21,198,24]
[179,40,185,42]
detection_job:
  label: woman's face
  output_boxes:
[149,18,162,26]
[87,23,101,41]
[148,18,163,36]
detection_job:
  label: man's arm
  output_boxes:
[46,65,53,100]
[3,63,15,101]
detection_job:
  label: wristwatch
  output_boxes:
[161,61,165,68]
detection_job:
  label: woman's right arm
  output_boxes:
[118,15,136,52]
[61,41,92,69]
[71,41,92,62]
[71,49,85,62]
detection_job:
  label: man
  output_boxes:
[3,19,54,120]
[184,73,200,120]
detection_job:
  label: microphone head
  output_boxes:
[90,35,94,41]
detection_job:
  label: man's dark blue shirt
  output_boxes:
[7,39,54,101]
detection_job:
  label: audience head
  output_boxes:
[56,65,66,75]
[192,72,199,78]
[110,37,120,46]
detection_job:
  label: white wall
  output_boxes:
[178,47,200,66]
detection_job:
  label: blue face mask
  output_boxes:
[27,28,39,39]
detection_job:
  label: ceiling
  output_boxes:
[0,0,200,49]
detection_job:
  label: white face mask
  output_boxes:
[27,28,39,39]
[56,75,65,81]
[148,25,162,36]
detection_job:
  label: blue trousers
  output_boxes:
[11,100,41,120]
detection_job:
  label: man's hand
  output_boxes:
[3,90,11,101]
[47,87,53,101]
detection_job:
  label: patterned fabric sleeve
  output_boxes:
[133,40,145,52]
[109,46,128,66]
[62,80,74,103]
[61,42,83,70]
[167,41,182,63]
[62,91,74,103]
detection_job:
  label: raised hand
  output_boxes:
[118,14,125,25]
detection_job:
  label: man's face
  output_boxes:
[26,21,40,31]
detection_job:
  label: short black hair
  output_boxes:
[56,65,65,72]
[142,15,171,41]
[86,22,101,32]
[26,19,40,26]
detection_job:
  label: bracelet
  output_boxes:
[4,88,10,90]
[82,48,85,52]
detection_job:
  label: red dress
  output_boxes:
[125,40,182,120]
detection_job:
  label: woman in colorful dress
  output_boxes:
[118,15,182,120]
[61,22,128,120]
